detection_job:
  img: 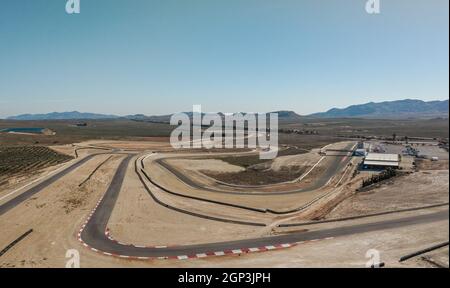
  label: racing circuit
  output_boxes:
[0,140,448,265]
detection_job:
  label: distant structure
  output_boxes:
[354,149,368,157]
[42,128,56,135]
[0,128,45,134]
[354,141,368,156]
[402,145,419,157]
[363,153,400,169]
[0,127,55,135]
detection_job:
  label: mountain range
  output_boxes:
[7,111,119,121]
[5,99,448,121]
[309,99,449,119]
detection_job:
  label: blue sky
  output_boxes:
[0,0,448,118]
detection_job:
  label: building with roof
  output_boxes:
[363,153,400,169]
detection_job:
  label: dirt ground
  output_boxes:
[325,170,449,219]
[144,154,350,213]
[0,158,78,204]
[49,144,77,157]
[416,159,449,170]
[167,158,245,174]
[196,142,352,186]
[76,139,171,151]
[150,141,353,194]
[417,145,449,160]
[411,246,449,268]
[4,206,446,268]
[270,207,449,268]
[202,167,306,186]
[271,149,322,171]
[1,138,447,268]
[0,153,125,268]
[107,156,269,247]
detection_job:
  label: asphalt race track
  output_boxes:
[0,154,99,216]
[1,147,448,259]
[80,155,448,258]
[152,142,356,195]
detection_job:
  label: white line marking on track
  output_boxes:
[335,163,352,187]
[297,156,325,182]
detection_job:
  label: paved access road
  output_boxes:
[0,150,128,216]
[0,154,100,216]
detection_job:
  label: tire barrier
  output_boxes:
[370,262,385,268]
[153,146,353,196]
[134,158,267,227]
[140,168,267,213]
[79,155,113,187]
[0,229,33,257]
[361,168,397,188]
[399,241,449,262]
[74,146,112,158]
[143,156,349,215]
[75,155,303,261]
[151,142,356,193]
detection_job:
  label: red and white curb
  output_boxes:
[76,188,334,261]
[105,228,178,249]
[165,243,299,260]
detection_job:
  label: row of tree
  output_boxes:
[279,129,319,135]
[361,168,397,188]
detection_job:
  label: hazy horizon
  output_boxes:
[1,0,449,118]
[1,98,448,119]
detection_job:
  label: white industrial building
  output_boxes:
[363,153,400,169]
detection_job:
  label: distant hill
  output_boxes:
[125,111,303,124]
[7,111,119,120]
[270,110,303,122]
[309,99,449,119]
[124,114,172,123]
[6,100,447,121]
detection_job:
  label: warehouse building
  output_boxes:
[363,153,400,169]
